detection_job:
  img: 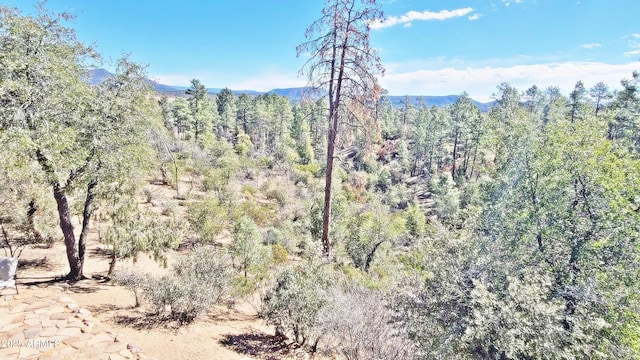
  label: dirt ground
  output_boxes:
[10,182,312,360]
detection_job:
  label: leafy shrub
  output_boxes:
[240,200,275,226]
[262,227,295,252]
[343,202,405,272]
[265,187,288,207]
[404,203,426,240]
[294,163,320,177]
[113,267,145,307]
[256,155,276,169]
[240,184,257,196]
[291,168,313,186]
[161,201,178,216]
[271,243,289,264]
[375,168,392,192]
[143,247,233,322]
[231,216,269,278]
[235,132,253,156]
[187,196,227,243]
[262,262,330,349]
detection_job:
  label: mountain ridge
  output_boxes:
[87,68,494,111]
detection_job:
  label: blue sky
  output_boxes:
[5,0,640,101]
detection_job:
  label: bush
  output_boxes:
[404,203,426,240]
[187,196,228,243]
[318,286,416,360]
[113,267,145,307]
[239,200,275,226]
[262,227,294,251]
[271,243,289,264]
[231,216,269,279]
[294,163,320,177]
[262,262,330,349]
[143,247,233,322]
[266,187,288,207]
[173,246,234,302]
[240,184,257,196]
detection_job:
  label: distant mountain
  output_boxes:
[85,68,182,93]
[146,79,180,93]
[84,68,112,85]
[170,86,261,96]
[85,69,494,111]
[267,87,315,100]
[386,95,495,112]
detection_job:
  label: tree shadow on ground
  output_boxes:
[18,256,54,271]
[219,331,294,360]
[85,303,135,313]
[111,312,190,331]
[67,283,102,294]
[89,247,112,258]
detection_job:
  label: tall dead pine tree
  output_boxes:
[297,0,384,257]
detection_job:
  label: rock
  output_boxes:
[127,343,143,354]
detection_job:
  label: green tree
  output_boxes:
[172,97,192,140]
[478,115,640,357]
[295,117,315,164]
[236,93,255,134]
[568,80,587,123]
[101,190,183,276]
[216,87,236,139]
[187,196,228,243]
[589,81,613,117]
[298,0,384,257]
[186,79,213,144]
[231,216,266,279]
[0,6,163,280]
[449,93,481,180]
[344,201,405,272]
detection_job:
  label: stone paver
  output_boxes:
[0,287,156,360]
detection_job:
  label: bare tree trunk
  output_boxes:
[77,179,97,280]
[26,199,44,243]
[51,184,82,280]
[451,129,459,179]
[108,250,117,276]
[321,116,338,257]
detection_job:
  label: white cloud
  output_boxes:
[227,73,306,91]
[371,8,474,29]
[148,74,192,86]
[624,49,640,57]
[468,14,481,21]
[502,0,523,4]
[380,61,639,102]
[580,43,602,49]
